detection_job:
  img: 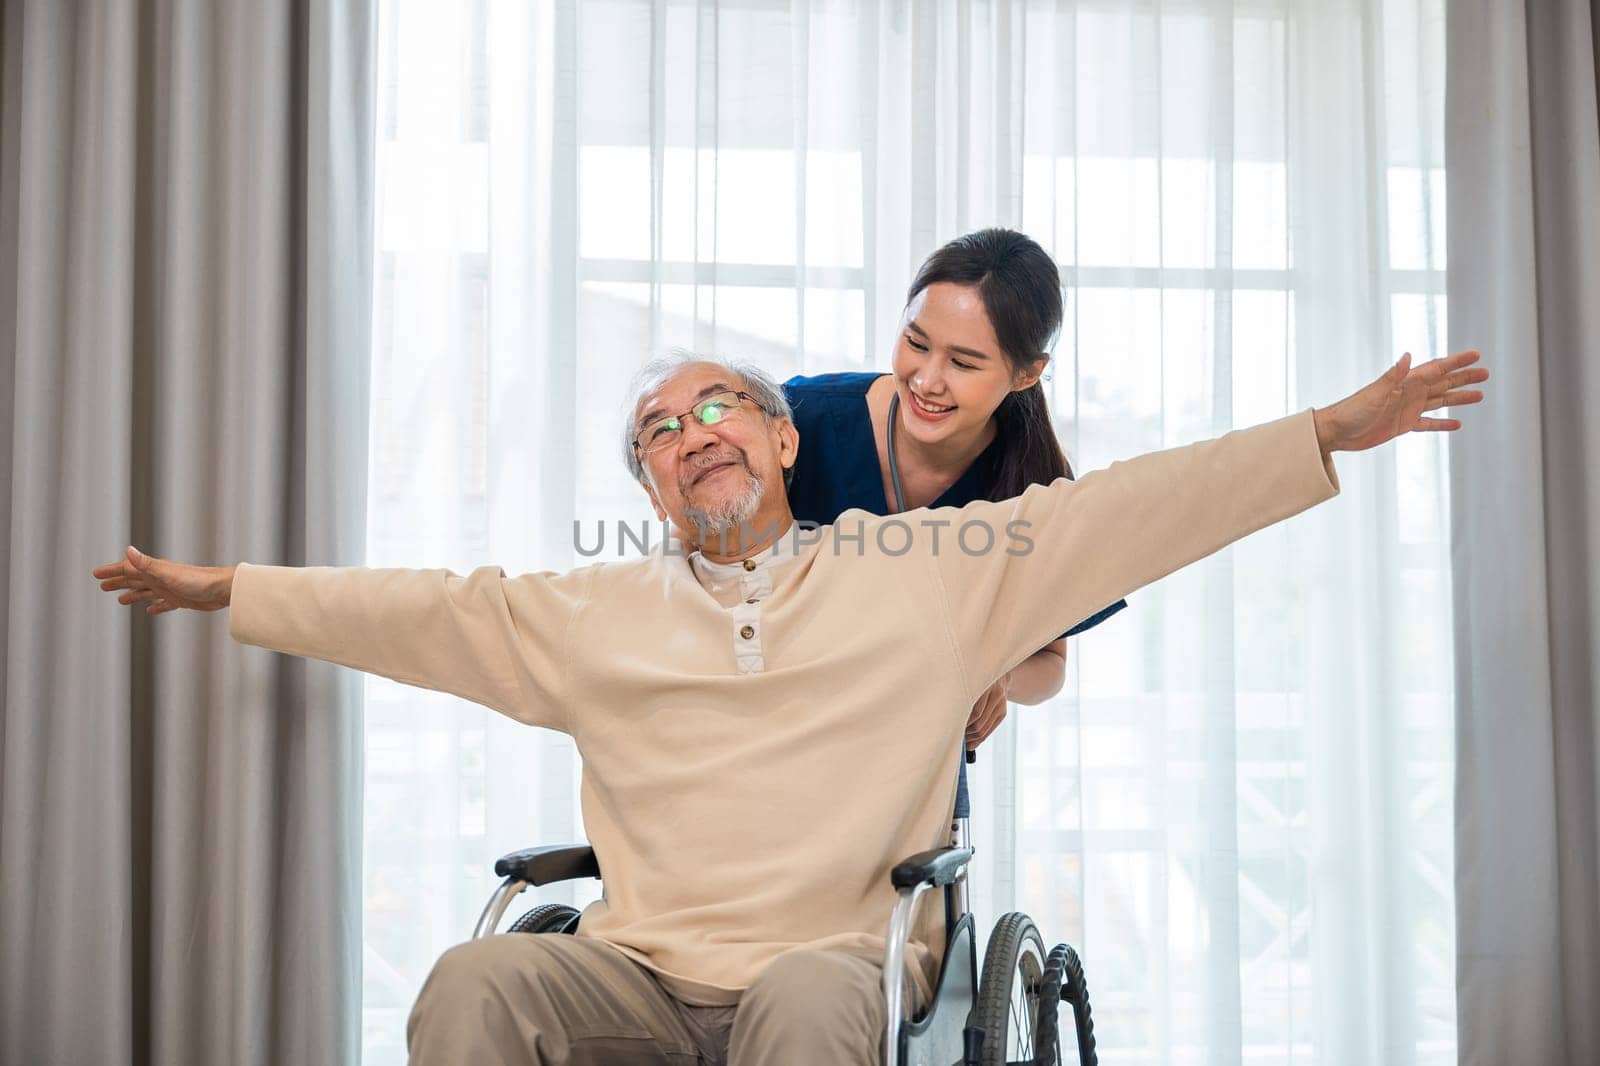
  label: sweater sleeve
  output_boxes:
[228,563,593,733]
[930,409,1341,696]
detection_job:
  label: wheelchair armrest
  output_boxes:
[889,846,973,890]
[493,844,601,886]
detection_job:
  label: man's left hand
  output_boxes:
[1314,349,1488,454]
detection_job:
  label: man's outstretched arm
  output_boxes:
[929,349,1488,694]
[91,551,588,732]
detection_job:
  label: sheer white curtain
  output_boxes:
[361,2,1454,1063]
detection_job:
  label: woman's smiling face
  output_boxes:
[891,281,1042,445]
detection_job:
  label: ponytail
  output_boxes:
[990,382,1072,501]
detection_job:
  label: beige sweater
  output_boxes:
[230,410,1339,1004]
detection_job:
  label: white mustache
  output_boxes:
[683,452,747,488]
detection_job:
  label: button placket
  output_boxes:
[732,566,771,673]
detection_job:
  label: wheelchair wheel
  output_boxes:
[505,903,580,935]
[974,912,1057,1065]
[1045,943,1097,1066]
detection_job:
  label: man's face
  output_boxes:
[632,363,798,548]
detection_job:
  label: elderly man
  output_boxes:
[93,348,1487,1065]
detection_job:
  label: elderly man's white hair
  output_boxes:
[621,350,795,485]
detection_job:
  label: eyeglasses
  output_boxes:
[632,391,765,455]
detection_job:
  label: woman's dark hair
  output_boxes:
[907,228,1073,499]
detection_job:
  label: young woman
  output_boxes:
[784,228,1126,753]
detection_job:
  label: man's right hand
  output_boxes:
[92,546,235,615]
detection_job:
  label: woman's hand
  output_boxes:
[1314,349,1488,455]
[964,640,1069,751]
[965,677,1010,751]
[92,546,235,615]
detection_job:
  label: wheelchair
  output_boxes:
[471,758,1098,1066]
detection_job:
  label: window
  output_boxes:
[365,2,1453,1062]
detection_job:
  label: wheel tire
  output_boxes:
[505,902,580,935]
[1051,944,1097,1066]
[1039,944,1096,1066]
[973,912,1058,1066]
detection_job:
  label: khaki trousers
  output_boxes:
[407,933,913,1065]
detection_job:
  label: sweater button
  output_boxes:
[739,625,755,640]
[742,559,757,571]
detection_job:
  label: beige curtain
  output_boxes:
[1446,1,1600,1064]
[0,2,375,1063]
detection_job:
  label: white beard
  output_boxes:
[685,473,764,537]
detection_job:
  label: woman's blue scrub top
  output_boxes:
[783,371,1128,638]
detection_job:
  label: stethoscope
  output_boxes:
[885,391,910,513]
